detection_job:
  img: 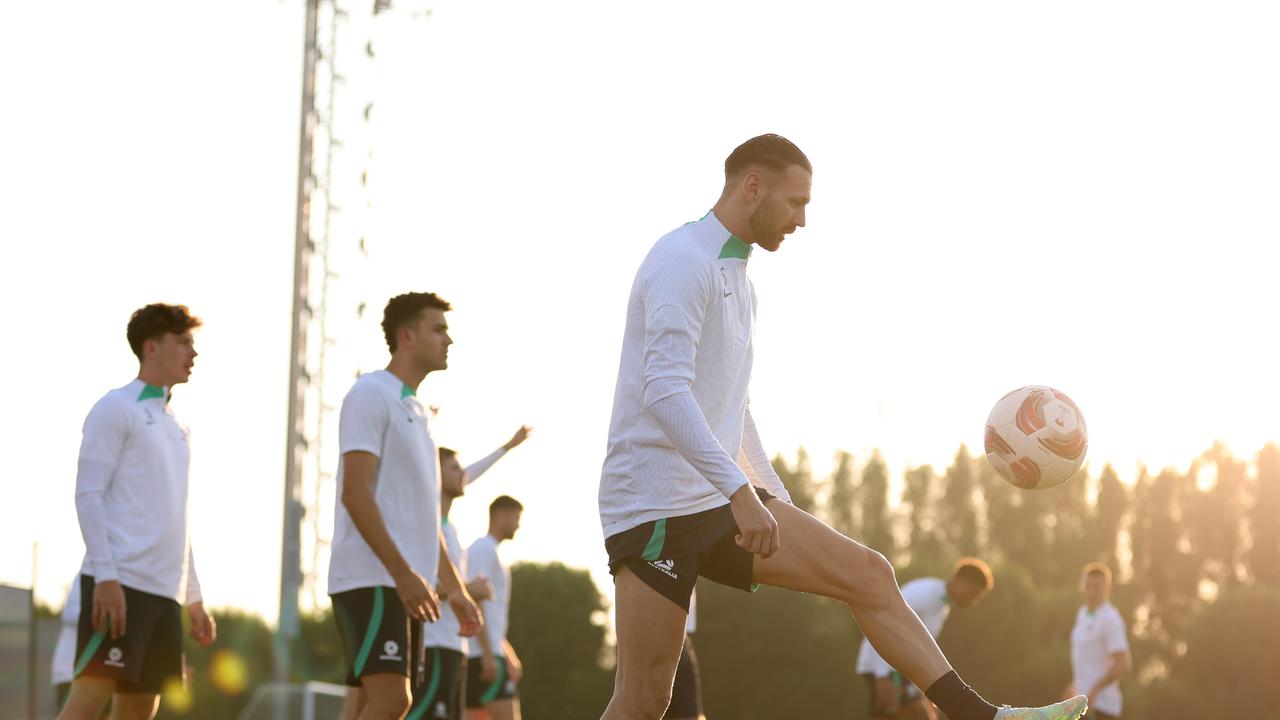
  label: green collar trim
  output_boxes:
[400,384,416,399]
[942,593,951,606]
[137,384,166,402]
[442,515,450,525]
[719,235,751,260]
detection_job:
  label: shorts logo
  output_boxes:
[648,559,679,580]
[380,640,401,661]
[432,701,448,718]
[105,647,126,668]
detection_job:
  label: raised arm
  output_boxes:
[464,425,533,486]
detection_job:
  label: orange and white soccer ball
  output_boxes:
[984,386,1088,489]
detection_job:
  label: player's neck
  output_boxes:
[441,495,455,517]
[710,199,754,245]
[385,356,429,392]
[136,367,173,390]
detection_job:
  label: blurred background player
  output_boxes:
[466,496,525,720]
[1064,563,1130,720]
[51,575,81,711]
[857,559,995,720]
[413,427,533,720]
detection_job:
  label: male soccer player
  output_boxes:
[465,496,525,720]
[330,292,482,720]
[1064,563,1130,720]
[597,134,1089,720]
[60,304,216,720]
[414,428,532,720]
[857,559,995,720]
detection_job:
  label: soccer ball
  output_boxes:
[984,386,1087,490]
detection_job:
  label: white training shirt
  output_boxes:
[856,577,951,677]
[1071,602,1129,716]
[424,445,509,654]
[328,370,441,595]
[75,379,202,604]
[600,211,790,538]
[50,577,81,685]
[465,535,510,659]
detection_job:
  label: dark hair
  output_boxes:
[1082,561,1113,588]
[489,495,523,517]
[953,557,994,591]
[438,447,458,461]
[127,304,202,361]
[381,292,451,352]
[724,134,812,179]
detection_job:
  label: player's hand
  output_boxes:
[503,425,533,451]
[93,580,127,639]
[466,576,494,602]
[393,568,440,622]
[449,589,483,638]
[481,654,499,683]
[729,484,779,558]
[187,602,216,647]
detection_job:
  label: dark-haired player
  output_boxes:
[61,304,216,720]
[330,292,483,720]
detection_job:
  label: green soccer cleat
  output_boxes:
[992,695,1088,720]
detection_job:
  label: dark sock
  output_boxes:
[925,670,998,720]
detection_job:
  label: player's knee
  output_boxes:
[619,673,674,718]
[842,547,897,607]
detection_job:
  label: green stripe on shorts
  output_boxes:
[480,657,508,704]
[353,587,385,677]
[74,622,108,678]
[406,648,442,720]
[641,518,667,561]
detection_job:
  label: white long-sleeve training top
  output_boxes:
[599,211,790,539]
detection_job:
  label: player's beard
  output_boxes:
[748,201,783,251]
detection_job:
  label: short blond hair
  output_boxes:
[1081,561,1113,590]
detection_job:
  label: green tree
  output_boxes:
[773,448,818,515]
[901,464,945,573]
[859,452,895,558]
[696,580,864,718]
[827,451,857,537]
[1249,444,1280,586]
[1093,464,1127,570]
[1144,587,1280,719]
[940,446,981,558]
[508,562,611,720]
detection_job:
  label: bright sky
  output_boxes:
[2,0,1277,622]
